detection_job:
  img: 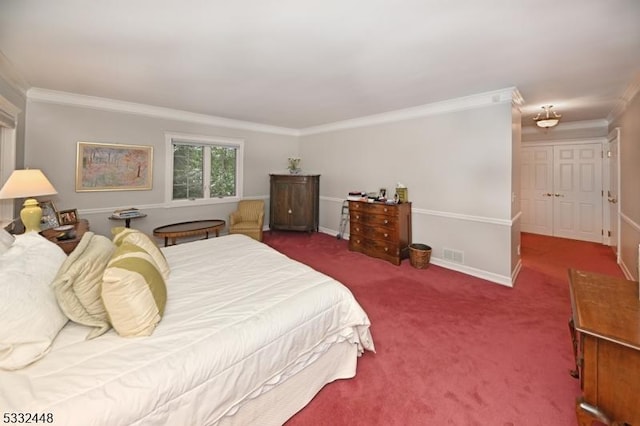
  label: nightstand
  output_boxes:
[41,219,90,255]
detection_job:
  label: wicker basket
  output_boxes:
[409,243,432,269]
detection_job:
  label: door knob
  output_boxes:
[608,197,618,204]
[288,209,292,214]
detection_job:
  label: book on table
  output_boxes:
[112,208,143,218]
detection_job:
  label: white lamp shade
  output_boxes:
[0,169,57,199]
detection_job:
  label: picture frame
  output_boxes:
[76,142,153,192]
[57,208,79,226]
[39,200,59,230]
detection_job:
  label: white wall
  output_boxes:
[610,85,640,280]
[0,72,27,222]
[522,120,609,143]
[300,92,520,285]
[23,96,298,238]
[511,104,522,276]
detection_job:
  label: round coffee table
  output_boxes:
[153,219,225,247]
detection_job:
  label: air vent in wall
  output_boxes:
[443,248,464,264]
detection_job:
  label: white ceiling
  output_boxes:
[1,0,639,129]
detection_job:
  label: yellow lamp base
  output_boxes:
[20,198,43,233]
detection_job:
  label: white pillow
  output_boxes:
[0,233,68,370]
[0,228,15,255]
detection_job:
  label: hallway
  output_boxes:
[520,232,624,283]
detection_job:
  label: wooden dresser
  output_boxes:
[269,174,320,232]
[568,269,640,426]
[348,200,411,266]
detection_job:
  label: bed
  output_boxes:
[0,230,374,426]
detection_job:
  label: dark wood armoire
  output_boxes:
[269,174,320,232]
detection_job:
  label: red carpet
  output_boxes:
[262,231,623,426]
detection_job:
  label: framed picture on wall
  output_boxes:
[39,200,59,230]
[76,142,153,192]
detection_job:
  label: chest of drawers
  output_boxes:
[568,269,640,425]
[348,200,412,265]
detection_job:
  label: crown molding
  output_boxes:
[0,51,29,95]
[26,87,300,136]
[26,86,523,138]
[607,72,640,123]
[521,118,608,135]
[299,87,522,136]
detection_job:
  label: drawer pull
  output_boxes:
[356,215,360,219]
[384,247,389,252]
[384,233,388,238]
[383,208,388,212]
[356,239,360,244]
[384,219,388,224]
[356,227,360,232]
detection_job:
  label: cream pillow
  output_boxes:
[0,233,68,370]
[102,242,167,337]
[51,232,116,339]
[0,228,15,255]
[111,227,170,279]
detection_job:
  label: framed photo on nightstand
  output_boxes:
[40,200,59,230]
[57,208,79,226]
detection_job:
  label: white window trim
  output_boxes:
[164,132,244,207]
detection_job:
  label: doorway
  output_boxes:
[521,142,604,243]
[0,96,18,225]
[605,128,621,262]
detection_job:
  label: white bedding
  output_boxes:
[0,234,374,425]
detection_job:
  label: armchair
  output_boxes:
[229,200,265,241]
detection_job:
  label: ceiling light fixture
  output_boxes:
[533,105,562,128]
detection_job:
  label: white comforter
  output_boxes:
[0,234,374,425]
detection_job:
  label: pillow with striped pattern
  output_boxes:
[111,227,170,280]
[102,242,167,337]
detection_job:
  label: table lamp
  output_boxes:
[0,169,58,233]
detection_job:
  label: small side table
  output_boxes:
[108,213,147,228]
[41,219,90,255]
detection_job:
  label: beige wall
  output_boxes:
[300,100,520,285]
[24,99,298,237]
[611,89,640,279]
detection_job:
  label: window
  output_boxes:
[165,133,243,205]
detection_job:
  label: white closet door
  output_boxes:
[521,146,553,235]
[553,144,603,243]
